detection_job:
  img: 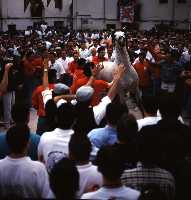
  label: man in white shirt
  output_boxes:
[0,125,52,199]
[81,146,140,199]
[137,96,161,131]
[49,52,65,80]
[56,49,71,72]
[38,102,75,170]
[79,41,90,59]
[69,134,103,197]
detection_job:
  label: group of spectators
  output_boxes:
[0,24,191,199]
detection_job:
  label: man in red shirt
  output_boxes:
[92,46,108,65]
[71,62,111,106]
[68,51,80,75]
[32,69,56,135]
[133,52,152,96]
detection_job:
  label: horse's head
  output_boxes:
[114,31,126,48]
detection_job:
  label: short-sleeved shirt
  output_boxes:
[71,77,109,106]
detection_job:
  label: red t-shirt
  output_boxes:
[133,61,151,88]
[71,77,109,106]
[92,56,108,65]
[68,61,79,75]
[32,84,55,117]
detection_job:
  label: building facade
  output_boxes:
[73,0,191,30]
[0,0,72,31]
[0,0,191,31]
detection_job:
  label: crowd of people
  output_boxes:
[0,23,191,199]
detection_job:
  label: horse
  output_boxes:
[98,31,140,105]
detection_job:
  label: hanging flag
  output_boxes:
[24,0,30,12]
[120,4,135,23]
[47,0,52,7]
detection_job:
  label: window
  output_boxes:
[177,0,186,3]
[159,0,168,3]
[55,0,62,9]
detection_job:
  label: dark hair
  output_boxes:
[138,128,162,166]
[49,157,79,200]
[48,69,57,83]
[11,104,30,124]
[96,146,125,181]
[77,58,86,67]
[106,102,129,126]
[83,62,95,77]
[158,94,181,119]
[57,102,75,129]
[142,96,158,115]
[45,99,57,132]
[60,73,73,87]
[97,46,105,53]
[117,113,138,143]
[6,124,30,154]
[69,133,92,163]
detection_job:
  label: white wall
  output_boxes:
[139,0,190,30]
[1,0,72,31]
[73,0,119,30]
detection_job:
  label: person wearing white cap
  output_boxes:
[73,64,126,134]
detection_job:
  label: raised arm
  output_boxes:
[0,63,13,95]
[107,63,126,101]
[42,58,49,90]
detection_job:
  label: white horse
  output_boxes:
[98,31,139,104]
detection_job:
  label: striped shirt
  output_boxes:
[121,162,175,200]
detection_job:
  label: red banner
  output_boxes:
[120,5,135,23]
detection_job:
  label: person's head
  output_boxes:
[57,102,75,129]
[117,113,138,144]
[73,51,79,62]
[93,39,98,47]
[11,103,30,124]
[61,49,67,59]
[83,62,95,77]
[49,157,79,200]
[91,48,97,56]
[76,86,94,105]
[6,124,30,155]
[138,128,162,166]
[97,46,106,59]
[49,51,56,63]
[60,73,73,87]
[48,69,57,83]
[77,58,86,69]
[142,96,158,116]
[158,94,181,119]
[106,102,129,127]
[96,146,125,181]
[69,133,92,163]
[80,41,86,50]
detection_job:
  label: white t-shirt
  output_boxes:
[41,90,111,126]
[137,116,161,131]
[38,128,74,169]
[93,96,111,125]
[0,156,52,199]
[79,48,90,59]
[77,162,103,197]
[57,57,71,72]
[49,60,65,80]
[81,186,140,200]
